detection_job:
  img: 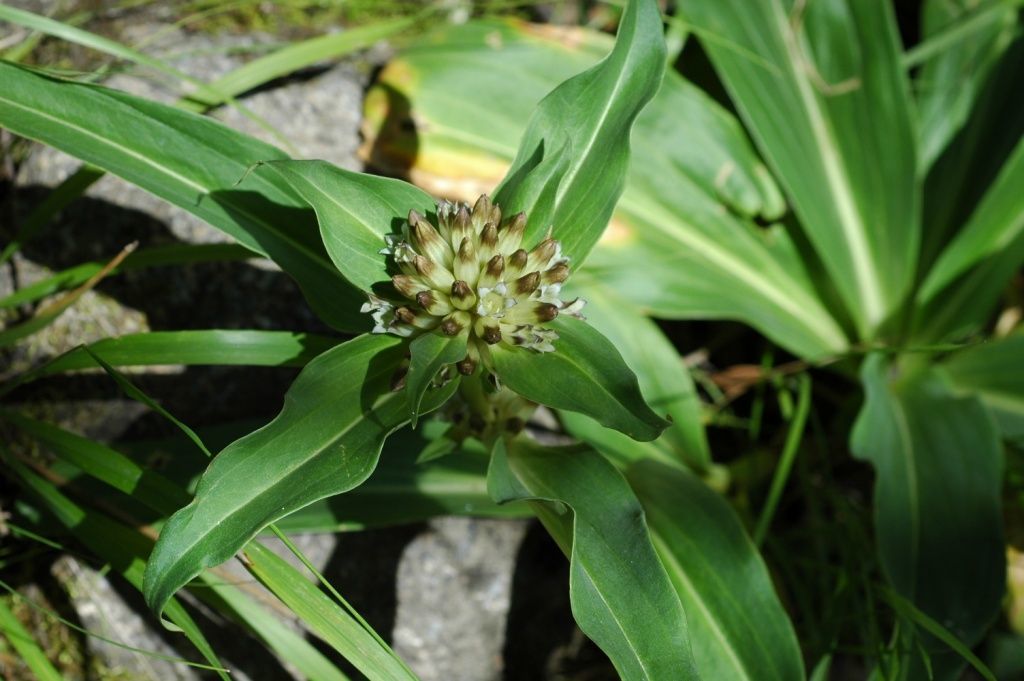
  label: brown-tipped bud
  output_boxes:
[487,254,505,277]
[395,306,417,325]
[440,315,464,337]
[450,279,476,310]
[451,204,472,245]
[508,248,528,273]
[393,274,428,299]
[480,222,498,251]
[408,209,425,226]
[542,263,570,284]
[472,194,493,223]
[414,255,454,290]
[410,218,450,266]
[528,238,558,270]
[498,212,526,253]
[454,237,478,284]
[535,303,559,322]
[513,271,540,295]
[416,290,452,316]
[456,357,476,375]
[481,325,502,345]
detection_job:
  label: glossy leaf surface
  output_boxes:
[144,334,456,616]
[942,332,1024,441]
[490,317,668,442]
[627,460,804,681]
[0,61,366,331]
[678,0,919,337]
[851,355,1005,675]
[488,438,698,680]
[407,331,467,425]
[491,0,666,264]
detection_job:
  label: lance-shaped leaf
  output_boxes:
[942,331,1024,442]
[564,279,709,471]
[915,137,1024,342]
[678,0,918,338]
[492,0,666,265]
[0,61,365,331]
[490,317,669,442]
[407,331,467,425]
[144,334,457,617]
[913,0,1018,172]
[488,438,699,680]
[627,460,804,681]
[851,355,1005,678]
[256,160,437,293]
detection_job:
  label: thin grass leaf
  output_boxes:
[0,596,63,681]
[0,242,135,348]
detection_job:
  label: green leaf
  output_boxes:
[913,0,1018,171]
[568,279,709,470]
[256,160,437,293]
[277,427,530,532]
[0,60,366,332]
[490,316,669,442]
[942,331,1024,441]
[3,455,229,678]
[0,598,63,681]
[488,438,699,680]
[678,0,919,337]
[143,334,456,617]
[920,35,1023,269]
[851,355,1005,677]
[243,542,416,681]
[27,330,337,378]
[915,137,1024,342]
[492,0,666,264]
[627,460,805,681]
[0,243,252,310]
[407,332,467,425]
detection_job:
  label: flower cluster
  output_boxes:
[362,195,584,374]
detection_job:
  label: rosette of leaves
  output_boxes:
[355,2,1024,679]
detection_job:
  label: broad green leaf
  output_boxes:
[144,334,456,617]
[0,60,366,332]
[678,0,919,337]
[28,330,337,378]
[256,160,436,293]
[364,19,783,221]
[914,0,1018,171]
[488,438,699,680]
[3,415,353,681]
[492,0,666,264]
[362,19,846,358]
[627,460,805,681]
[407,331,467,425]
[490,316,669,442]
[277,433,531,531]
[851,355,1005,677]
[566,279,709,471]
[3,456,228,678]
[921,35,1023,270]
[942,332,1024,441]
[0,598,62,681]
[243,542,416,681]
[0,5,286,147]
[915,137,1024,341]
